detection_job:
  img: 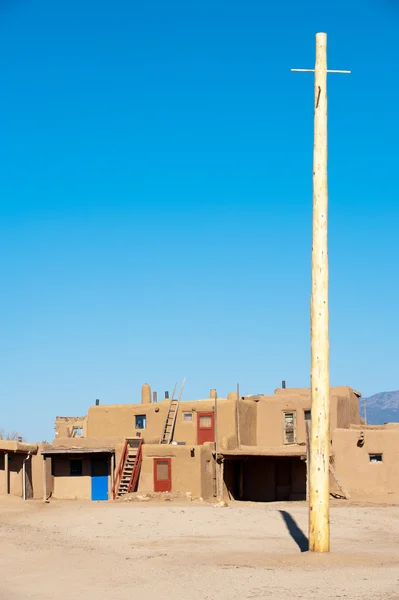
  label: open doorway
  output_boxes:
[223,456,306,502]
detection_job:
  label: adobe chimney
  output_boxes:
[141,383,151,404]
[210,389,217,399]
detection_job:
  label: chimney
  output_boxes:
[210,389,217,399]
[282,380,286,389]
[95,399,100,406]
[153,391,158,403]
[165,391,169,399]
[141,383,151,404]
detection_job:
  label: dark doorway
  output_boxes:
[224,456,306,502]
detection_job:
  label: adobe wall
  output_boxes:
[238,399,257,446]
[55,416,88,439]
[332,427,399,500]
[337,388,361,428]
[256,394,315,446]
[256,387,359,447]
[200,446,215,499]
[28,452,43,499]
[138,444,214,499]
[85,397,238,449]
[0,447,44,499]
[0,452,24,497]
[217,398,238,450]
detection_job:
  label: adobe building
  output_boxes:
[0,439,46,500]
[2,383,399,503]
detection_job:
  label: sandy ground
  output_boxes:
[0,497,398,600]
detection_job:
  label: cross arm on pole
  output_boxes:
[291,68,351,73]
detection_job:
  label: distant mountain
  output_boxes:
[360,391,399,425]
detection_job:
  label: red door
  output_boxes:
[153,458,172,492]
[197,412,215,445]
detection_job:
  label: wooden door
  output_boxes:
[91,458,109,501]
[153,458,172,492]
[197,412,215,445]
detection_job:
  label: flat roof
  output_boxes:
[222,445,307,457]
[0,441,38,454]
[42,447,114,455]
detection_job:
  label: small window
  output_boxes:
[156,460,170,481]
[71,427,83,438]
[182,412,193,422]
[304,410,311,421]
[369,454,383,463]
[199,415,212,429]
[135,415,146,429]
[70,459,83,476]
[283,411,296,444]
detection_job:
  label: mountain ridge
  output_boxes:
[360,390,399,424]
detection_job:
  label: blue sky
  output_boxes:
[1,0,398,441]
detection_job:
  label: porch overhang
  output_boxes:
[41,447,114,455]
[221,445,307,458]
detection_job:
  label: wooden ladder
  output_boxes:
[112,438,143,499]
[329,460,350,500]
[160,379,185,444]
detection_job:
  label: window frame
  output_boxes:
[369,453,383,463]
[304,409,311,422]
[135,414,147,430]
[71,427,83,438]
[283,410,297,445]
[182,412,193,422]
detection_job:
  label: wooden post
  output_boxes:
[219,457,225,501]
[42,456,47,501]
[4,452,9,494]
[110,453,115,491]
[309,31,330,554]
[236,383,241,449]
[291,32,350,554]
[305,420,310,501]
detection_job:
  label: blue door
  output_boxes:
[91,458,109,501]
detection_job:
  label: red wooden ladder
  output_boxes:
[112,438,143,499]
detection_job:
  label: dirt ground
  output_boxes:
[0,497,398,600]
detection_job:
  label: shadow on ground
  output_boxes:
[279,510,309,552]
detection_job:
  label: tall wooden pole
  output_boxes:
[291,33,350,553]
[309,31,330,554]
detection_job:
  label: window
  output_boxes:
[71,427,83,438]
[135,415,146,429]
[182,412,193,422]
[70,459,83,476]
[283,412,296,444]
[156,460,170,481]
[199,415,212,428]
[304,410,311,421]
[369,454,383,463]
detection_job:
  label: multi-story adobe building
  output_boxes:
[1,383,399,503]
